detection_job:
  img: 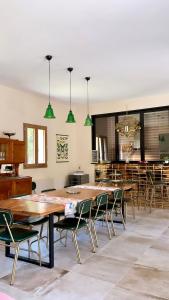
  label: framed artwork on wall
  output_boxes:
[56,134,69,162]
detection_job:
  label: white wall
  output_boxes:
[0,84,81,191]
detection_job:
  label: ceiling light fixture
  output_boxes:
[115,114,141,137]
[44,55,55,119]
[66,67,76,123]
[84,76,93,126]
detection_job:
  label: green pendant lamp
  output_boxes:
[66,67,76,123]
[84,76,93,126]
[44,55,55,119]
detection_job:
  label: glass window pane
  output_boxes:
[95,117,115,161]
[27,128,35,164]
[144,110,169,161]
[38,129,45,163]
[118,114,141,162]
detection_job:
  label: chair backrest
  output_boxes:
[96,193,109,207]
[0,209,13,227]
[76,199,92,215]
[41,188,56,193]
[113,189,123,205]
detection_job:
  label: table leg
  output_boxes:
[48,213,54,268]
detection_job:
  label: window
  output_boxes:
[92,106,169,162]
[95,116,116,161]
[23,123,47,168]
[118,113,141,162]
[144,111,169,161]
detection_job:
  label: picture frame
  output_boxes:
[56,134,69,162]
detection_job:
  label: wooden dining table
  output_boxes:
[0,182,135,268]
[0,187,108,269]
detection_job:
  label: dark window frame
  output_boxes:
[91,105,169,163]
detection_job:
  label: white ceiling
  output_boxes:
[0,0,169,103]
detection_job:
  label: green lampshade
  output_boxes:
[84,114,93,126]
[66,110,76,123]
[44,103,55,119]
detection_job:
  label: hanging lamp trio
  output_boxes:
[44,55,92,126]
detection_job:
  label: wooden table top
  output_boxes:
[43,188,105,201]
[0,198,64,217]
[0,182,136,217]
[0,188,109,217]
[84,182,137,190]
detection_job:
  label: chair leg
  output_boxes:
[105,213,112,239]
[91,221,99,247]
[37,235,41,266]
[10,245,19,285]
[72,231,81,264]
[40,223,44,237]
[120,209,126,230]
[30,224,48,249]
[86,223,96,253]
[27,239,31,258]
[110,212,116,236]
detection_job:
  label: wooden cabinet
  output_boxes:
[12,140,25,163]
[0,138,11,163]
[0,138,25,164]
[0,137,31,198]
[0,138,25,176]
[0,176,32,198]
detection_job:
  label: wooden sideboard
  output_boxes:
[0,176,32,198]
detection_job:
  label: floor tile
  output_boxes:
[118,265,169,299]
[104,286,166,300]
[71,254,131,284]
[98,232,153,263]
[0,282,41,300]
[40,271,113,300]
[0,264,68,296]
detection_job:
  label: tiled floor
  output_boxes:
[1,207,169,299]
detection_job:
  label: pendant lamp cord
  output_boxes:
[70,70,72,110]
[87,79,89,114]
[49,59,51,104]
[67,67,73,111]
[85,77,90,115]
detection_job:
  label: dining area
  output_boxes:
[0,182,129,282]
[1,180,169,300]
[1,0,169,298]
